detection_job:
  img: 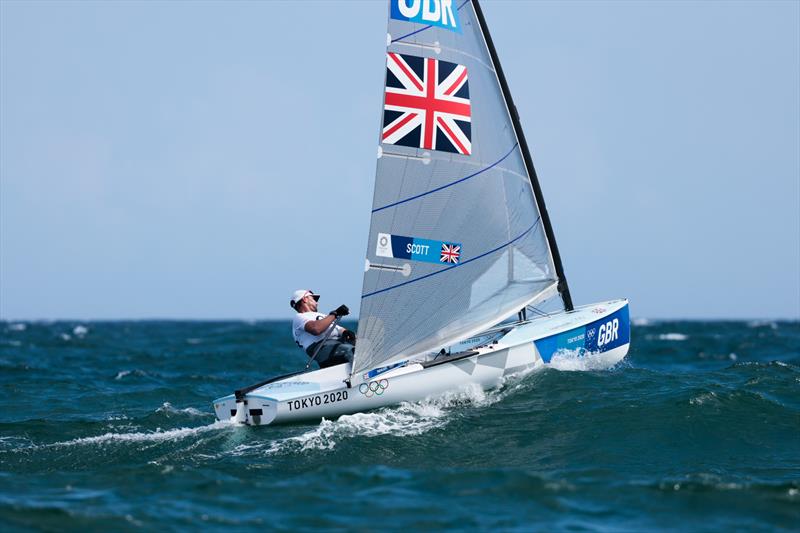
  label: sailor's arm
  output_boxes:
[303,305,349,336]
[304,314,337,336]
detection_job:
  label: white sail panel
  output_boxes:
[354,0,558,373]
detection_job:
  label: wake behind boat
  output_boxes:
[214,0,631,426]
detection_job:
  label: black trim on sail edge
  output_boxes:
[472,0,574,312]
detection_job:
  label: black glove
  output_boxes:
[341,329,356,345]
[331,304,350,318]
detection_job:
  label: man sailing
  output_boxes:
[290,289,355,368]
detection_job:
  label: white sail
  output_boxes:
[354,0,560,374]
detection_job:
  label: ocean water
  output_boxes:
[0,319,798,531]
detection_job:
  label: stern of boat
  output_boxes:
[213,394,278,426]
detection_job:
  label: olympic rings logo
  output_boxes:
[358,379,389,398]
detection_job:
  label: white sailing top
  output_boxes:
[292,312,344,351]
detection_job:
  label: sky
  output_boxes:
[1,0,798,320]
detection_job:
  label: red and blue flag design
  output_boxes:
[440,243,461,264]
[382,53,471,155]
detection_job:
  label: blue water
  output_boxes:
[1,319,798,531]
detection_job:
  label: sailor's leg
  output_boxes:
[318,342,354,368]
[333,343,354,365]
[311,341,338,368]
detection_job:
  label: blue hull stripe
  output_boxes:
[535,305,631,362]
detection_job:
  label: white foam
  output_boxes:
[114,369,148,380]
[233,382,509,456]
[60,333,71,341]
[747,320,778,330]
[0,435,34,449]
[548,349,622,371]
[689,391,718,406]
[186,338,202,345]
[658,333,688,341]
[156,402,209,418]
[8,323,26,332]
[632,318,652,326]
[264,402,449,454]
[46,422,228,448]
[73,325,88,337]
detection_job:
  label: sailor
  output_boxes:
[290,289,355,368]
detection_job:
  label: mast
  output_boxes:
[472,0,574,311]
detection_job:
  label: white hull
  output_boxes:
[213,299,630,426]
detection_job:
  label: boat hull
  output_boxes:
[213,299,630,426]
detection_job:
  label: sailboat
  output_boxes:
[213,0,630,426]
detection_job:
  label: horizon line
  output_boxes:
[1,316,798,323]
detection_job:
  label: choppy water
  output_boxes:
[0,319,798,531]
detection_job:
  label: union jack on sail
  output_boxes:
[440,243,461,264]
[382,53,471,155]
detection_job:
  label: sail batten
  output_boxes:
[353,0,562,374]
[372,143,518,213]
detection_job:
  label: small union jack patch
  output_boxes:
[440,243,461,264]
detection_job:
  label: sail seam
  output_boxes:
[391,0,472,43]
[372,142,518,213]
[362,217,541,299]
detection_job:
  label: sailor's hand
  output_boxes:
[331,304,350,318]
[341,329,356,344]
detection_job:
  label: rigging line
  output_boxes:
[390,0,472,43]
[526,305,550,318]
[372,142,518,213]
[362,217,541,299]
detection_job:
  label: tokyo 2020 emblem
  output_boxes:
[359,379,388,398]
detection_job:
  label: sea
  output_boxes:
[0,319,798,531]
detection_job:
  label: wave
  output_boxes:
[114,369,151,380]
[646,473,799,496]
[34,422,229,449]
[687,384,793,412]
[155,402,210,418]
[230,381,518,457]
[548,349,625,371]
[658,333,688,341]
[688,391,719,406]
[747,320,779,330]
[0,435,34,450]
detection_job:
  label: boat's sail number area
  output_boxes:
[287,391,349,412]
[597,319,620,347]
[534,307,630,363]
